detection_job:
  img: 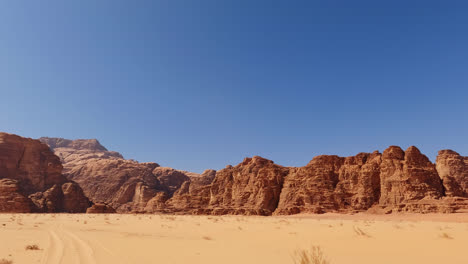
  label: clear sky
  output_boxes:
[1,1,467,172]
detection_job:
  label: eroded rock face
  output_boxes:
[160,169,216,213]
[62,158,161,212]
[276,155,343,214]
[152,167,190,195]
[379,146,443,207]
[62,182,92,213]
[0,133,64,194]
[39,137,123,165]
[206,156,289,215]
[334,151,382,211]
[0,133,90,213]
[40,137,200,213]
[0,179,32,213]
[436,150,468,197]
[34,134,468,215]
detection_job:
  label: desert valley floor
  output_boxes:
[0,213,467,264]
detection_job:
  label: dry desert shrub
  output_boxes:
[439,232,453,239]
[202,236,212,240]
[25,244,40,250]
[0,259,13,264]
[292,246,330,264]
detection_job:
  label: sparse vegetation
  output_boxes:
[202,236,212,240]
[292,246,330,264]
[25,244,40,250]
[0,258,13,264]
[439,232,453,239]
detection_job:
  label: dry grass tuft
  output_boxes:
[292,246,330,264]
[0,259,13,264]
[439,232,453,239]
[25,244,40,250]
[202,236,213,240]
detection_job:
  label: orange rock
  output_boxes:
[0,133,90,213]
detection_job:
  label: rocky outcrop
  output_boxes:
[379,146,444,209]
[35,134,468,215]
[0,179,32,213]
[275,151,382,214]
[154,169,216,213]
[152,167,190,195]
[205,156,289,215]
[64,158,161,212]
[0,133,90,213]
[38,137,123,165]
[276,155,343,214]
[436,150,468,197]
[62,182,93,213]
[334,152,382,211]
[40,137,202,213]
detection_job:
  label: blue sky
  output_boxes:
[1,1,467,172]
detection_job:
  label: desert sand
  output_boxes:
[1,213,468,264]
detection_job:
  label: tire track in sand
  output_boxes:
[41,224,97,264]
[59,225,97,264]
[40,229,64,264]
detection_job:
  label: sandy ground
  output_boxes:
[0,213,468,264]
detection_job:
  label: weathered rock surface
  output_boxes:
[153,169,216,213]
[379,146,444,208]
[0,179,32,213]
[34,134,468,215]
[205,156,289,215]
[335,152,382,211]
[436,150,468,197]
[39,137,123,165]
[40,137,201,213]
[276,155,343,214]
[0,133,90,213]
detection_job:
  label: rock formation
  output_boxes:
[151,169,216,213]
[0,133,90,213]
[39,137,201,213]
[33,134,468,215]
[0,179,32,213]
[276,155,343,214]
[335,152,382,211]
[205,157,289,215]
[436,150,468,197]
[379,146,443,204]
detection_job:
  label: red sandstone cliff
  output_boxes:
[33,135,468,215]
[0,133,90,213]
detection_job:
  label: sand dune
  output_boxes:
[1,213,468,264]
